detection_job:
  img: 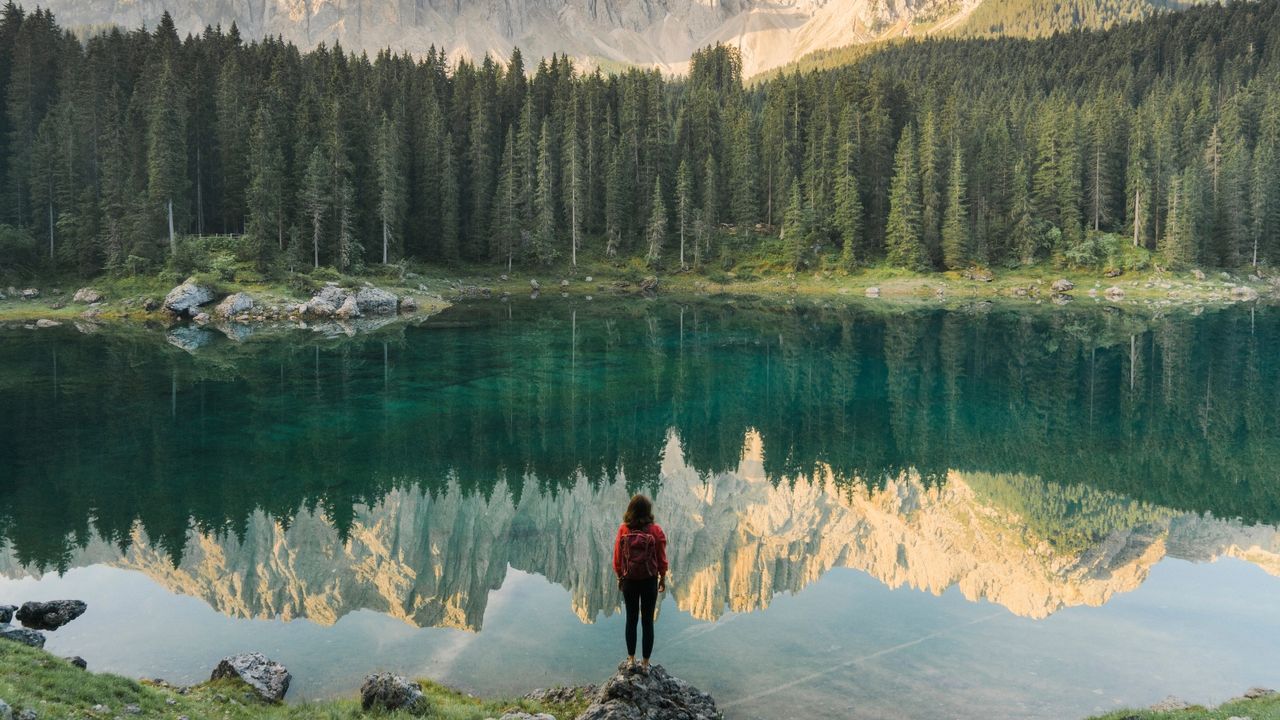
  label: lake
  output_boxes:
[2,299,1279,719]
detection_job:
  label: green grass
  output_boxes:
[0,642,590,720]
[1088,692,1280,719]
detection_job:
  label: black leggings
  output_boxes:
[621,576,659,659]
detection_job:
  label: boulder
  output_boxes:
[560,279,570,288]
[66,656,87,670]
[585,276,594,283]
[524,686,595,705]
[210,653,291,703]
[355,287,397,315]
[1244,688,1276,699]
[0,626,45,649]
[20,288,39,300]
[214,292,254,319]
[864,287,880,298]
[16,600,86,630]
[334,295,362,320]
[530,278,541,290]
[497,713,554,720]
[962,268,993,282]
[1103,268,1123,278]
[399,296,418,313]
[163,281,216,317]
[1104,286,1125,300]
[192,313,211,325]
[1150,696,1190,712]
[1192,268,1206,281]
[360,673,428,714]
[304,298,337,318]
[1050,279,1074,292]
[1230,286,1259,301]
[576,662,718,720]
[34,319,60,329]
[640,277,659,296]
[0,606,14,623]
[73,288,103,304]
[0,699,9,720]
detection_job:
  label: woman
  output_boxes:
[612,494,668,668]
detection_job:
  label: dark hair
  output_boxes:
[624,494,654,529]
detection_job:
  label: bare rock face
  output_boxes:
[0,626,45,649]
[214,292,254,318]
[360,673,428,714]
[164,281,216,317]
[210,652,291,702]
[576,662,718,720]
[16,600,86,631]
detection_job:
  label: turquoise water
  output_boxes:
[2,299,1279,718]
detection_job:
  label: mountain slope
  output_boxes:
[37,0,972,77]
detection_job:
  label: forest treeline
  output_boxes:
[0,0,1278,279]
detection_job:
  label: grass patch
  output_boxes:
[0,642,589,720]
[1088,692,1280,719]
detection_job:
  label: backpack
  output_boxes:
[620,526,659,579]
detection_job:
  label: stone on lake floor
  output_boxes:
[210,652,291,702]
[16,600,86,631]
[360,673,428,713]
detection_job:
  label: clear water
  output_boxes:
[2,299,1279,719]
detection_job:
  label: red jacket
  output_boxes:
[613,522,668,579]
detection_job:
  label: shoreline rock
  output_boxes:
[210,653,291,703]
[16,600,86,631]
[360,673,428,714]
[576,662,718,720]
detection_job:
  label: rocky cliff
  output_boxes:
[37,0,980,76]
[4,431,1278,628]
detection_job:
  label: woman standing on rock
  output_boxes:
[613,494,668,669]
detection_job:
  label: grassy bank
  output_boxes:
[0,258,1274,327]
[1088,692,1280,719]
[0,642,589,720]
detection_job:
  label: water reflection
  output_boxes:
[5,429,1277,628]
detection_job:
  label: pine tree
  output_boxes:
[941,145,969,270]
[532,124,557,264]
[246,105,286,266]
[834,104,862,270]
[147,59,188,254]
[781,184,807,270]
[562,90,584,267]
[675,159,693,269]
[439,133,461,263]
[918,110,943,265]
[492,129,520,270]
[1161,169,1202,269]
[299,146,328,269]
[374,111,406,265]
[645,177,666,266]
[1011,158,1037,265]
[885,125,925,270]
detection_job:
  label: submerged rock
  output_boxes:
[166,326,216,352]
[210,652,291,702]
[214,292,254,318]
[360,673,427,713]
[576,662,718,720]
[16,600,86,630]
[0,626,45,648]
[164,281,216,317]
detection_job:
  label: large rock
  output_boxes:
[334,295,362,319]
[20,288,39,300]
[0,606,14,623]
[0,699,10,720]
[0,626,45,649]
[1230,286,1259,301]
[1050,278,1074,292]
[33,319,59,328]
[360,673,428,714]
[1104,286,1125,300]
[16,600,86,630]
[214,292,254,318]
[576,662,718,720]
[497,713,554,720]
[305,286,348,317]
[164,281,216,317]
[210,652,291,702]
[640,277,659,296]
[166,326,215,352]
[355,287,398,315]
[73,288,103,304]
